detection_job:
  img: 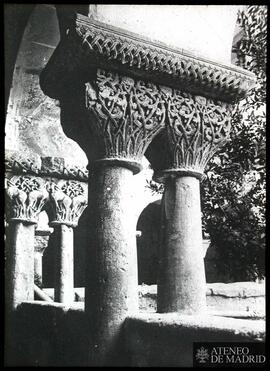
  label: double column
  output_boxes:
[47,179,87,304]
[39,13,254,364]
[156,92,232,314]
[5,175,49,309]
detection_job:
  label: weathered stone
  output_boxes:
[5,222,35,309]
[157,176,207,314]
[47,179,88,228]
[138,284,265,318]
[124,313,265,367]
[41,156,65,174]
[38,8,257,366]
[86,165,138,366]
[207,282,266,298]
[5,175,49,224]
[34,231,51,286]
[54,224,74,304]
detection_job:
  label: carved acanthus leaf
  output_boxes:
[47,180,88,228]
[85,69,166,162]
[5,176,49,224]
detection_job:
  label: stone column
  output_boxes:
[39,13,254,364]
[51,69,166,365]
[5,175,48,309]
[82,70,166,365]
[156,92,232,314]
[47,179,87,304]
[34,229,52,287]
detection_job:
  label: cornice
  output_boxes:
[5,152,88,182]
[40,14,256,103]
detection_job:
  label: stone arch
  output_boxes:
[136,199,162,285]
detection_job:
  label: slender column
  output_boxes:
[5,175,48,309]
[158,176,206,313]
[34,229,52,286]
[47,179,87,304]
[54,224,74,303]
[156,91,232,314]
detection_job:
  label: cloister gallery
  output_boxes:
[4,4,265,367]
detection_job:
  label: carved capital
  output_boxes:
[5,176,49,224]
[156,90,232,181]
[85,69,166,173]
[47,180,88,228]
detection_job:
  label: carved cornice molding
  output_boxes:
[5,152,88,182]
[47,179,88,228]
[5,176,49,224]
[5,151,40,175]
[40,14,256,103]
[85,69,166,171]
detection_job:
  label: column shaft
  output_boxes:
[34,252,43,286]
[157,176,207,314]
[86,165,138,366]
[54,224,74,303]
[6,222,35,309]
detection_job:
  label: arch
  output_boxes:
[136,199,162,284]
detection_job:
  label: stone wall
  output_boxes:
[5,301,265,366]
[138,283,265,319]
[124,313,265,367]
[40,281,265,320]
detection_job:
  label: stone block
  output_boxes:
[41,156,65,174]
[124,313,265,367]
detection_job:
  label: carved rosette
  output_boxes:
[85,69,166,172]
[47,180,88,228]
[158,88,232,179]
[5,176,49,224]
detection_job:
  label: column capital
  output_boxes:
[5,175,49,225]
[154,90,232,182]
[47,179,88,228]
[83,69,166,173]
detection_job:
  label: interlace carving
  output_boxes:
[47,180,88,228]
[5,176,49,224]
[85,69,166,162]
[5,151,40,174]
[165,90,232,174]
[75,16,255,102]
